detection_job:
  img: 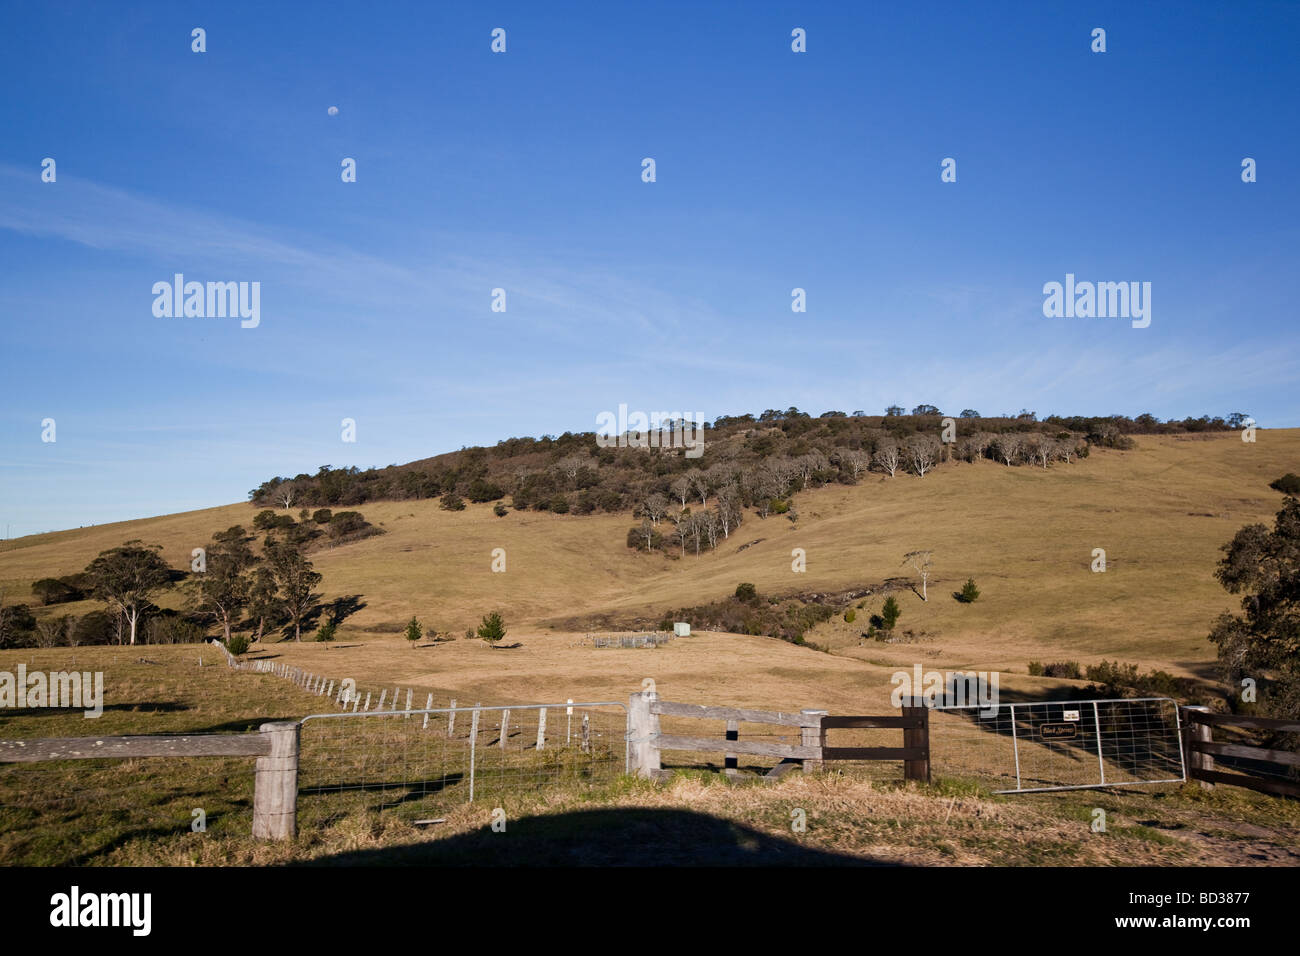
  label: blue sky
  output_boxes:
[2,1,1298,535]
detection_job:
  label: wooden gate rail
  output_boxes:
[1181,706,1300,799]
[820,708,931,782]
[628,691,932,783]
[630,691,825,780]
[0,722,301,839]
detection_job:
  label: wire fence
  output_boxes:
[587,633,672,648]
[297,701,628,821]
[930,697,1185,793]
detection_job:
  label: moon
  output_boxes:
[327,106,339,116]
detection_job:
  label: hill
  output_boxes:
[1,428,1295,711]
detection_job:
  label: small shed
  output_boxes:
[673,622,691,637]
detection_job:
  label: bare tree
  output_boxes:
[669,476,692,509]
[794,452,827,485]
[34,617,63,648]
[671,508,691,556]
[274,480,298,510]
[641,493,669,526]
[906,434,941,477]
[874,441,901,478]
[715,484,740,538]
[555,454,589,488]
[995,433,1023,466]
[688,471,710,507]
[1029,435,1057,468]
[838,448,870,480]
[751,466,784,517]
[701,510,719,550]
[903,550,934,602]
[958,432,993,463]
[704,463,734,496]
[64,614,82,647]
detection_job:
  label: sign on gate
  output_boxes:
[930,697,1186,794]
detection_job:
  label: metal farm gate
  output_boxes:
[297,701,628,820]
[930,697,1186,793]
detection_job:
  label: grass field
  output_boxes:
[1,429,1297,865]
[1,646,1296,866]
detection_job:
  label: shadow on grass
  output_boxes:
[0,701,189,719]
[297,807,900,866]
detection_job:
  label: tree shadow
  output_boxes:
[294,807,901,866]
[301,594,368,632]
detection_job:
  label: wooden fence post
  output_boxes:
[405,689,413,718]
[448,700,457,737]
[581,713,590,753]
[1183,705,1214,790]
[500,709,511,749]
[423,694,433,729]
[536,708,547,751]
[801,709,827,772]
[252,721,300,840]
[628,691,661,778]
[724,720,739,777]
[902,699,931,783]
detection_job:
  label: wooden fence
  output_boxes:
[1181,705,1300,799]
[0,722,300,839]
[628,691,931,782]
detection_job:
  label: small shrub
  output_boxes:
[880,596,901,631]
[467,478,506,503]
[493,503,508,517]
[957,578,981,603]
[1027,661,1044,676]
[440,492,466,512]
[735,582,758,604]
[464,628,475,640]
[477,611,506,643]
[404,616,422,646]
[226,633,250,656]
[328,511,370,539]
[1042,661,1082,680]
[844,609,856,623]
[315,620,337,642]
[311,508,333,524]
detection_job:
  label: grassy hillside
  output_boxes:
[1,430,1296,711]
